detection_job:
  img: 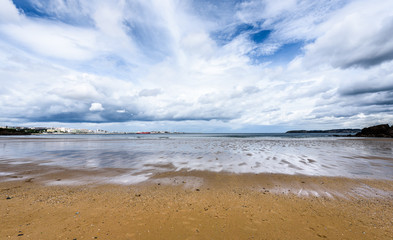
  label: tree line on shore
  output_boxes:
[0,127,43,135]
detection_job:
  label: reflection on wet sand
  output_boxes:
[1,135,392,239]
[1,135,392,182]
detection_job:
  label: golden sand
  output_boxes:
[1,168,392,240]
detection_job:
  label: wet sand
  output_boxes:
[1,167,393,239]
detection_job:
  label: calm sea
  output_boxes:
[1,133,392,183]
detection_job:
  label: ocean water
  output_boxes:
[0,134,392,183]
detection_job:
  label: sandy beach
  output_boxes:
[1,166,392,240]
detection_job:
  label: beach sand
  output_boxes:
[1,166,392,240]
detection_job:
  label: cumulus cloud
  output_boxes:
[302,0,393,69]
[89,103,104,112]
[0,0,392,132]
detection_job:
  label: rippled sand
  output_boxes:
[1,169,392,239]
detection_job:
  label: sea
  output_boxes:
[1,133,392,183]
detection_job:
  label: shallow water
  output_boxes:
[0,134,392,182]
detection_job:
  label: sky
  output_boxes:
[0,0,393,133]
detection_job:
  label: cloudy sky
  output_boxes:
[1,0,393,132]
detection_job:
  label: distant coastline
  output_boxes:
[0,127,39,135]
[287,124,393,138]
[2,124,392,137]
[0,126,183,136]
[286,129,361,134]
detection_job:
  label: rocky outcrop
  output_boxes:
[355,124,393,138]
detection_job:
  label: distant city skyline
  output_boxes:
[1,0,393,133]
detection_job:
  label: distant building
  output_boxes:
[95,129,108,134]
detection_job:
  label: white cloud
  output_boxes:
[138,88,162,97]
[0,0,21,23]
[0,0,392,131]
[0,21,97,60]
[303,0,393,68]
[89,103,104,112]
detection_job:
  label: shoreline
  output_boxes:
[1,162,393,198]
[1,166,392,239]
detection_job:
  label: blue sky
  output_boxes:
[1,0,393,132]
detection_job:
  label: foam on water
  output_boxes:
[44,173,152,186]
[0,171,14,176]
[108,173,152,185]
